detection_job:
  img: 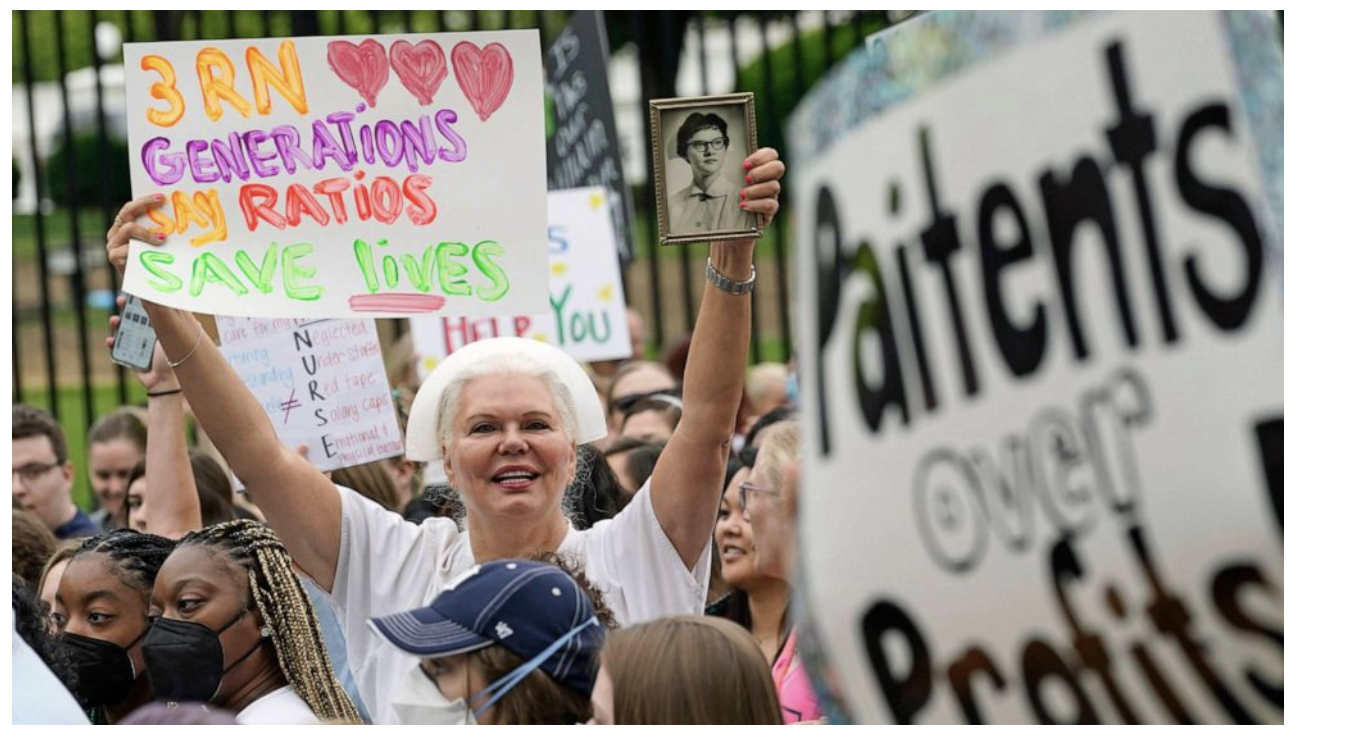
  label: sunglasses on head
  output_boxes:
[611,388,680,415]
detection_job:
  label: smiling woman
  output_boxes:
[103,146,784,723]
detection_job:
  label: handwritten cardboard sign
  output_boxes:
[218,316,402,470]
[410,186,631,371]
[544,10,635,262]
[121,31,547,318]
[790,11,1283,724]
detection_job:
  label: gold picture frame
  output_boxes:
[649,93,761,246]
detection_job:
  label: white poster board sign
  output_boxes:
[121,31,547,318]
[790,11,1283,724]
[218,316,402,471]
[409,186,631,372]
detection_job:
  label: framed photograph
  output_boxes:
[650,93,761,245]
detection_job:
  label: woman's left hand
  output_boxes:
[740,147,785,229]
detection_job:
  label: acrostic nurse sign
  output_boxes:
[121,31,546,318]
[791,11,1282,724]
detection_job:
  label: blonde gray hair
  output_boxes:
[436,352,581,447]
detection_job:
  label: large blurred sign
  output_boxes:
[122,31,547,318]
[791,11,1282,724]
[409,186,632,371]
[545,10,635,261]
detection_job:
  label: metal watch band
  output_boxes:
[705,258,756,295]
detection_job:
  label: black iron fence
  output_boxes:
[11,9,897,501]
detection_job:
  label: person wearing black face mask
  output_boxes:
[53,530,175,724]
[145,520,361,724]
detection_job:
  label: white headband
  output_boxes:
[404,337,608,462]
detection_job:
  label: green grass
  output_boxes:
[12,207,115,261]
[19,383,147,513]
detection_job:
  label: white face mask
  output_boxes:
[390,664,477,726]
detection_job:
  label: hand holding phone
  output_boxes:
[110,295,157,372]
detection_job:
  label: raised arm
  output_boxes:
[651,148,784,568]
[106,196,343,589]
[133,338,200,538]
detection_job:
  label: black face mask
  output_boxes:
[141,608,261,703]
[58,628,148,710]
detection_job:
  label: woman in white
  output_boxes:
[104,148,783,723]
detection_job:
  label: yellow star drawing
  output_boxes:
[551,262,568,277]
[597,283,614,302]
[589,192,606,210]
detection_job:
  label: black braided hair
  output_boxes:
[70,529,176,594]
[176,520,362,723]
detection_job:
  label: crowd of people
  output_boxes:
[11,146,832,725]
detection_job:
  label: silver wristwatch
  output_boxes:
[705,258,756,295]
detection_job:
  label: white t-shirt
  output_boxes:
[331,479,711,725]
[235,685,321,725]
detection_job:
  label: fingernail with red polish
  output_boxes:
[743,160,753,170]
[745,174,753,184]
[155,193,166,201]
[156,233,167,240]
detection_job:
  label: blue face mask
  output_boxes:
[785,371,799,408]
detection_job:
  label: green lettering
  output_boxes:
[472,240,510,302]
[234,244,279,294]
[402,246,438,293]
[435,241,473,296]
[382,255,399,288]
[189,252,248,297]
[550,284,572,343]
[353,239,379,293]
[282,243,324,301]
[138,251,183,293]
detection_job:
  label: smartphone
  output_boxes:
[110,294,157,372]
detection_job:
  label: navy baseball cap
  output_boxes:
[368,559,606,696]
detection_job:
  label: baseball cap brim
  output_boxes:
[368,606,495,658]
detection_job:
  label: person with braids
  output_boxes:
[104,149,784,723]
[52,529,176,723]
[144,520,362,724]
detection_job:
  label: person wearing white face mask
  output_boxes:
[370,559,607,724]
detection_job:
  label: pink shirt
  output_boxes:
[772,628,823,723]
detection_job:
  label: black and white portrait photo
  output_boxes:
[650,94,761,245]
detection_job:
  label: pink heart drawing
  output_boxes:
[451,41,514,122]
[390,40,449,106]
[327,40,390,108]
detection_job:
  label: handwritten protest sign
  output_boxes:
[410,186,631,371]
[545,10,635,262]
[218,316,401,471]
[790,11,1283,724]
[121,31,547,318]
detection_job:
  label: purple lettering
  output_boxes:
[243,129,280,178]
[142,137,185,186]
[400,115,437,172]
[435,109,467,163]
[210,131,250,183]
[311,120,352,171]
[186,140,219,184]
[326,111,359,164]
[271,125,310,175]
[375,120,403,168]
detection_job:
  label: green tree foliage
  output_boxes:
[47,133,130,208]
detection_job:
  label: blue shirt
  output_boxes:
[53,510,100,539]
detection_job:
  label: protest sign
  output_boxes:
[790,11,1283,724]
[545,10,635,262]
[410,186,631,372]
[218,316,401,470]
[121,31,547,318]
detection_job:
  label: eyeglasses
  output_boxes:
[687,137,729,154]
[611,388,680,415]
[738,481,778,511]
[13,460,62,484]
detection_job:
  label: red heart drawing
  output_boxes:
[327,40,390,108]
[451,41,514,122]
[390,40,449,106]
